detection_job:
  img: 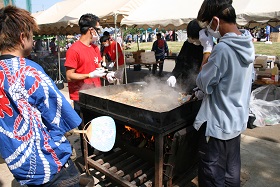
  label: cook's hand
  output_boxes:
[193,87,205,100]
[199,29,213,53]
[89,68,106,78]
[167,76,176,87]
[108,62,115,68]
[106,72,116,83]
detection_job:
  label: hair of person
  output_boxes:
[78,13,100,34]
[156,33,162,38]
[100,35,110,44]
[187,19,202,39]
[103,31,110,36]
[197,0,236,25]
[0,5,39,52]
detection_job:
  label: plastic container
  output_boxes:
[271,64,279,82]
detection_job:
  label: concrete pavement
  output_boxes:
[241,135,280,187]
[1,133,280,187]
[1,60,280,186]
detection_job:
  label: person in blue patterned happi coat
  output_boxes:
[0,6,81,186]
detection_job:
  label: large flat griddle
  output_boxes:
[79,83,199,134]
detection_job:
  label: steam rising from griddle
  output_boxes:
[84,76,190,112]
[140,76,184,110]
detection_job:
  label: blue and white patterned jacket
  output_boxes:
[0,56,81,185]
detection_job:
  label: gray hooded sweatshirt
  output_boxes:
[194,29,255,140]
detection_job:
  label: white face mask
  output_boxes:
[104,43,109,47]
[207,18,221,39]
[92,34,99,42]
[91,28,100,43]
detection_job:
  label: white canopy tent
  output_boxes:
[32,0,144,84]
[234,0,280,27]
[32,0,83,35]
[33,0,143,35]
[120,0,280,29]
[120,0,202,30]
[32,0,280,84]
[33,0,280,34]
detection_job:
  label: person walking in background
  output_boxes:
[64,13,107,156]
[49,37,57,55]
[34,38,43,53]
[194,0,255,186]
[126,33,132,43]
[151,33,169,76]
[0,5,82,186]
[256,29,262,42]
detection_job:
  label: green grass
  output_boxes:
[253,42,280,57]
[124,41,183,54]
[124,41,280,57]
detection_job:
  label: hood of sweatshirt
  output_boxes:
[219,29,255,65]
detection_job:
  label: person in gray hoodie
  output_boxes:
[194,0,255,186]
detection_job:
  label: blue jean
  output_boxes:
[197,123,241,187]
[27,159,80,187]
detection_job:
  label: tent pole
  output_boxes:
[114,13,127,84]
[114,13,119,70]
[122,28,127,84]
[57,34,61,81]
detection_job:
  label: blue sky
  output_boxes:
[15,0,63,13]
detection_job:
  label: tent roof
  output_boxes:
[121,0,280,29]
[34,0,280,34]
[33,0,82,25]
[121,0,202,30]
[66,0,142,25]
[234,0,280,27]
[33,0,143,35]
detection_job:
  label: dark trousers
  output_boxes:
[152,59,164,75]
[28,159,80,187]
[197,123,241,187]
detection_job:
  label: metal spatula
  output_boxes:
[73,116,116,152]
[113,68,123,80]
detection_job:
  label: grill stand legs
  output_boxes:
[155,134,164,187]
[80,111,174,186]
[83,132,167,186]
[83,134,166,186]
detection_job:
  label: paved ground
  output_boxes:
[1,60,280,186]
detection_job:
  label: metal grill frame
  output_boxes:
[79,83,201,186]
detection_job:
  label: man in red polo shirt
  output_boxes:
[64,13,106,157]
[65,14,106,103]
